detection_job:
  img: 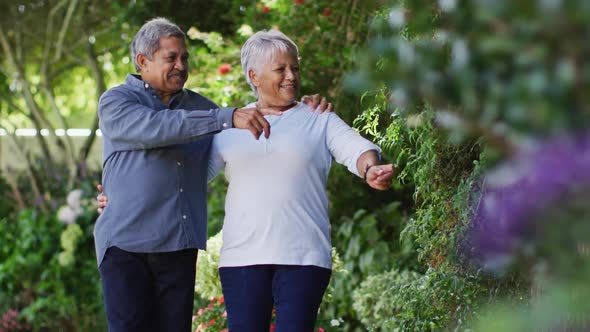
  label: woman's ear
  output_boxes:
[248,68,260,87]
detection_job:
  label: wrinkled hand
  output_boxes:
[96,184,108,214]
[365,164,395,191]
[301,94,332,113]
[232,107,282,139]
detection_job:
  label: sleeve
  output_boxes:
[98,88,235,151]
[207,134,226,182]
[325,113,381,177]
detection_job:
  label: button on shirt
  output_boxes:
[94,74,234,266]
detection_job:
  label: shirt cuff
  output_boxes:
[217,107,235,130]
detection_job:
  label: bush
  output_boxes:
[0,190,105,331]
[352,268,421,330]
[353,266,483,331]
[348,0,590,330]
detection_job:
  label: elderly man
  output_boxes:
[95,18,328,332]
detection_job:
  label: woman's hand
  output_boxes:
[365,164,395,191]
[301,94,332,113]
[96,184,108,214]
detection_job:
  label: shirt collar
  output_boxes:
[125,74,185,107]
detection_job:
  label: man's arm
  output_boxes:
[99,89,282,151]
[99,89,235,151]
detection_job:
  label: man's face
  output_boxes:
[138,36,189,99]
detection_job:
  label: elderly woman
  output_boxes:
[207,30,394,331]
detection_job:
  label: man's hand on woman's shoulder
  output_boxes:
[302,94,332,113]
[232,107,283,140]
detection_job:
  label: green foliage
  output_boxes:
[353,0,590,150]
[474,278,590,332]
[206,176,229,236]
[0,174,16,218]
[0,191,105,331]
[353,266,481,331]
[349,0,590,330]
[195,232,224,300]
[352,268,421,330]
[185,29,253,109]
[324,201,416,329]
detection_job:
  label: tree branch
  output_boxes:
[54,0,80,61]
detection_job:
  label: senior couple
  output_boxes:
[96,17,394,332]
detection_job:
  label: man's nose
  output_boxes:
[174,58,186,71]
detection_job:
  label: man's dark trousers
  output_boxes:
[99,246,198,332]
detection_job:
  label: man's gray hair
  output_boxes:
[241,30,299,96]
[130,17,186,72]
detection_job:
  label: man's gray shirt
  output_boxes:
[94,74,234,265]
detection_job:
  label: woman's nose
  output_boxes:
[285,68,295,79]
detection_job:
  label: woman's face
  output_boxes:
[250,51,300,108]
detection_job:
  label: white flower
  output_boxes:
[451,39,470,69]
[57,189,83,224]
[390,88,408,109]
[388,7,405,28]
[238,24,254,37]
[539,0,562,12]
[438,0,457,12]
[330,319,341,327]
[397,39,416,66]
[57,206,79,224]
[66,189,83,209]
[433,29,450,46]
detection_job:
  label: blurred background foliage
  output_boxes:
[1,0,588,331]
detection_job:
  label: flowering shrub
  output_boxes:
[0,184,106,331]
[192,297,227,332]
[217,64,232,76]
[192,298,330,332]
[0,309,28,332]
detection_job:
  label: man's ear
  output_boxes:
[137,53,149,72]
[248,68,260,87]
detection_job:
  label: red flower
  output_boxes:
[295,0,304,4]
[322,8,331,16]
[270,324,276,331]
[217,63,232,75]
[318,328,325,332]
[263,6,270,13]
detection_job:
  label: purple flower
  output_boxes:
[469,132,590,272]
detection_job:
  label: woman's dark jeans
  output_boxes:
[219,264,331,332]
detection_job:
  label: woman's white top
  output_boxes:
[208,102,379,269]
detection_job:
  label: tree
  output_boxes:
[0,0,132,208]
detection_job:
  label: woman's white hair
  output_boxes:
[130,17,186,72]
[240,30,299,96]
